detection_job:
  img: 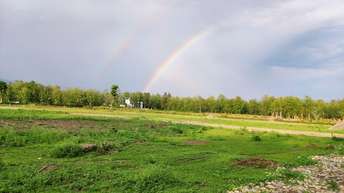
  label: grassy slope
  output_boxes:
[0,108,343,193]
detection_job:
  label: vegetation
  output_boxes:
[1,80,344,121]
[0,108,343,192]
[0,80,7,104]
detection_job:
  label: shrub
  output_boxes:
[170,127,184,134]
[96,142,115,154]
[51,144,84,158]
[251,135,262,142]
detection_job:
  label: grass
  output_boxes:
[0,107,343,193]
[0,105,338,134]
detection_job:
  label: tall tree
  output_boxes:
[111,84,119,107]
[0,81,8,103]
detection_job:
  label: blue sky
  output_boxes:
[0,0,344,99]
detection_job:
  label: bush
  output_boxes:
[96,142,115,154]
[251,135,262,142]
[51,144,84,158]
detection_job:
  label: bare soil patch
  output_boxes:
[0,119,101,131]
[235,157,279,169]
[81,144,97,152]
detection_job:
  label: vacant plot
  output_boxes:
[0,108,343,193]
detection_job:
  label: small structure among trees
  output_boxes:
[125,98,133,108]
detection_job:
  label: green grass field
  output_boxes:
[0,107,343,193]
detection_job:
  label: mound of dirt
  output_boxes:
[0,120,100,131]
[235,157,279,168]
[81,144,97,152]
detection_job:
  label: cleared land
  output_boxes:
[0,107,344,193]
[0,105,342,137]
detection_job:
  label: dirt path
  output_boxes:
[173,120,344,138]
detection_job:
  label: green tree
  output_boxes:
[111,85,119,107]
[0,81,8,103]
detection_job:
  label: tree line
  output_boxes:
[0,80,343,120]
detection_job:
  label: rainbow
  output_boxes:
[99,36,134,77]
[143,28,213,92]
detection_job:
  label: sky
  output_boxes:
[1,0,344,99]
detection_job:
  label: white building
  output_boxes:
[125,98,133,108]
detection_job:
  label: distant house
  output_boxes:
[125,98,133,108]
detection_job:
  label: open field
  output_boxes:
[1,107,344,192]
[0,105,341,135]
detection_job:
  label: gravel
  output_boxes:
[227,155,344,193]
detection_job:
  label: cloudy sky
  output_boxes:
[1,0,344,99]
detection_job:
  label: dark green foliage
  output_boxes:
[327,180,340,191]
[3,80,344,120]
[251,135,262,142]
[332,136,344,142]
[0,80,7,103]
[51,144,84,158]
[111,85,119,98]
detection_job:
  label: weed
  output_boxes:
[96,142,116,154]
[51,144,84,158]
[266,167,305,182]
[334,144,344,155]
[327,180,340,191]
[288,155,317,167]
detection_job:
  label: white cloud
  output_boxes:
[1,0,344,99]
